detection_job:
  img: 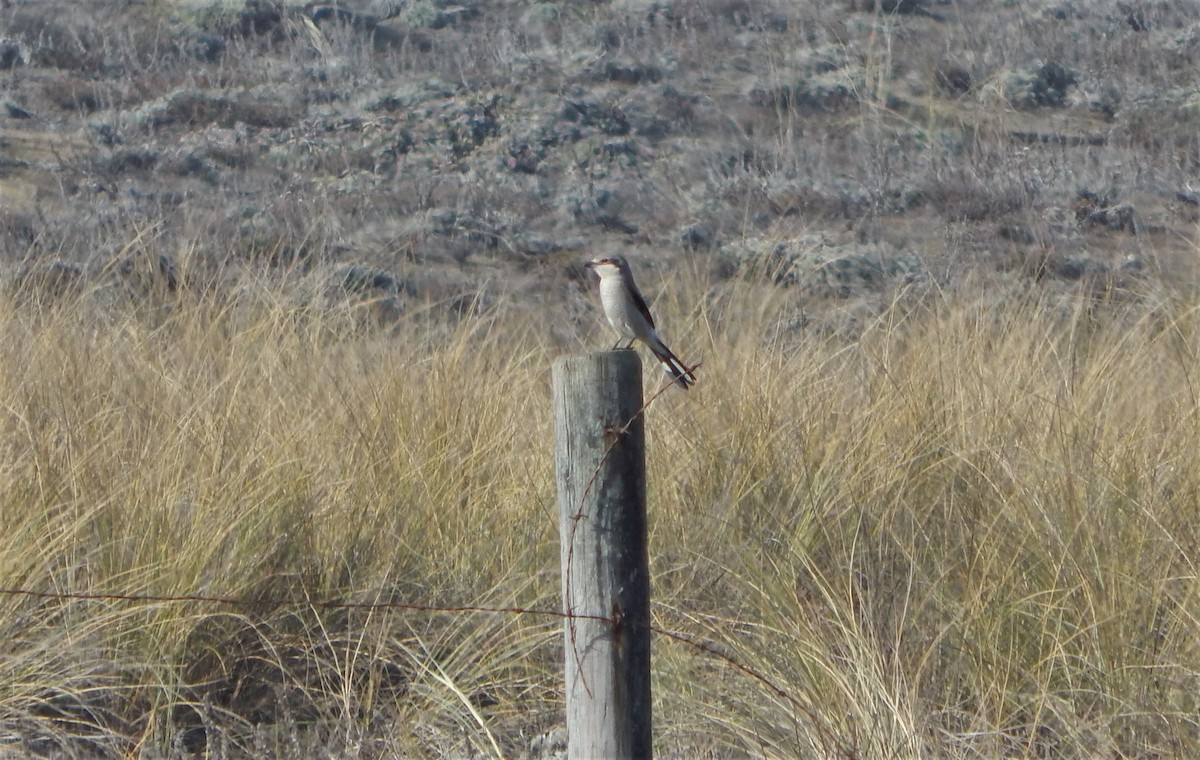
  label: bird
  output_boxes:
[585,255,697,390]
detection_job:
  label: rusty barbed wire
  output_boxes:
[0,583,848,755]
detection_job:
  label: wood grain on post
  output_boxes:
[552,350,652,760]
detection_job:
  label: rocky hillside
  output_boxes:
[1,0,1198,331]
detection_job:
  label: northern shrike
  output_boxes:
[585,255,697,390]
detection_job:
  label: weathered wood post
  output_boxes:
[552,349,652,759]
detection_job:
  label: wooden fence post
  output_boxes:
[552,350,652,759]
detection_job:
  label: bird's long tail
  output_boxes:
[647,337,697,390]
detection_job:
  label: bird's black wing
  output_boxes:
[626,275,656,329]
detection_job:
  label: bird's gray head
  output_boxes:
[585,255,628,276]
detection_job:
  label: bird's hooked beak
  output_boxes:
[584,259,597,270]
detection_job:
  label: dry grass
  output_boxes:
[0,264,1198,757]
[0,283,561,757]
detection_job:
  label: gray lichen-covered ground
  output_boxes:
[1,0,1200,758]
[2,0,1197,322]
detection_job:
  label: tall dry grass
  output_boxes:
[1,268,1199,757]
[0,283,561,756]
[652,275,1200,758]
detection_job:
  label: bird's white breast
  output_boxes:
[598,274,637,338]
